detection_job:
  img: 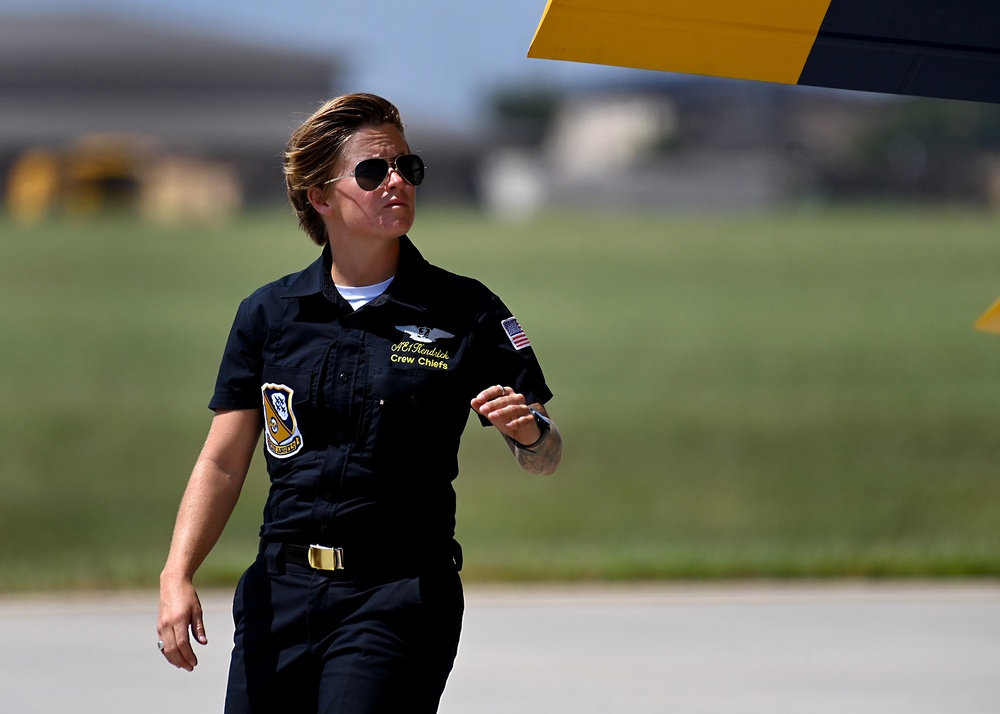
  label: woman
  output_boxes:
[156,93,562,713]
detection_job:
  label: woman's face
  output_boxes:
[315,122,417,244]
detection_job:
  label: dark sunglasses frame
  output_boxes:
[322,154,425,191]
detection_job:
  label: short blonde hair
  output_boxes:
[284,93,406,245]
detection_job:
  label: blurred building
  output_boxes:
[0,13,340,221]
[6,12,996,220]
[480,77,1000,215]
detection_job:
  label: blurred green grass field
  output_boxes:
[1,206,999,591]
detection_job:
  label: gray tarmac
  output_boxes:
[2,582,998,713]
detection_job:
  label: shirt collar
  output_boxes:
[283,245,330,299]
[282,236,429,311]
[377,236,430,311]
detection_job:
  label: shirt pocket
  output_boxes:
[367,369,467,483]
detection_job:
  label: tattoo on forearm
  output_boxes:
[503,406,563,475]
[514,427,562,474]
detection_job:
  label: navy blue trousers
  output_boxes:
[224,543,464,714]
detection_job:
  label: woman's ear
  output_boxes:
[307,185,333,215]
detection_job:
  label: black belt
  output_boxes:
[273,542,462,575]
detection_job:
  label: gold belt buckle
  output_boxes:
[308,545,345,571]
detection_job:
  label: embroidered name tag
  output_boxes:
[390,341,453,370]
[392,325,456,370]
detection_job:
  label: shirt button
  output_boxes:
[338,373,349,383]
[323,491,333,500]
[336,432,345,442]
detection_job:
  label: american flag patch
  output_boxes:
[501,316,531,350]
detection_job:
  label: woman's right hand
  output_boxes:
[155,409,260,671]
[157,574,208,671]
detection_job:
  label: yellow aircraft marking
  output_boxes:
[529,0,834,85]
[975,297,1000,335]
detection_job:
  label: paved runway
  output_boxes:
[2,582,998,713]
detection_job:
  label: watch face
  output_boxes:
[530,409,551,429]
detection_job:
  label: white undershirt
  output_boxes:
[335,276,395,310]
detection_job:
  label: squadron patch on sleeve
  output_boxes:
[262,383,303,458]
[501,316,531,350]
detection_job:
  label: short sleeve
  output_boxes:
[208,299,265,411]
[470,295,553,426]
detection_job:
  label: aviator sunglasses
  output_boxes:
[322,154,425,191]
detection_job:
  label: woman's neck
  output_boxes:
[328,235,400,287]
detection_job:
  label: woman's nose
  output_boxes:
[384,165,403,189]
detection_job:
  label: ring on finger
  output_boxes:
[157,640,164,651]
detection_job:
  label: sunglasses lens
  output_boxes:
[348,155,425,191]
[396,154,425,186]
[353,158,389,191]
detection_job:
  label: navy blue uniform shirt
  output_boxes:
[209,236,552,555]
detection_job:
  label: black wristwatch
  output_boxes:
[516,408,552,450]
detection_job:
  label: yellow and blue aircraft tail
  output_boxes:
[529,0,1000,104]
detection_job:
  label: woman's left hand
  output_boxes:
[471,384,541,446]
